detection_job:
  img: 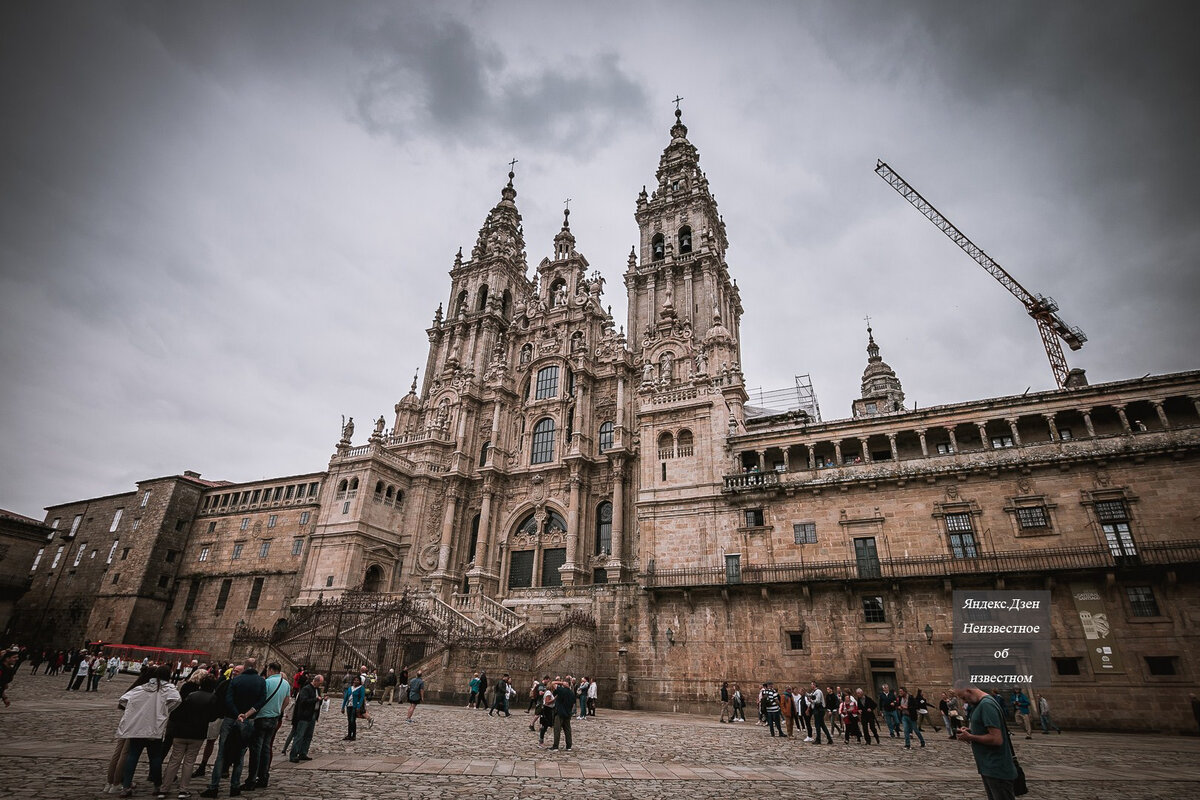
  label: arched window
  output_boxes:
[348,477,359,492]
[385,486,395,506]
[598,421,614,453]
[501,289,512,319]
[520,344,532,365]
[374,481,384,502]
[678,226,692,254]
[546,510,567,533]
[516,513,539,537]
[477,284,489,312]
[336,479,348,500]
[535,365,559,399]
[468,514,481,564]
[658,431,675,459]
[394,489,404,508]
[595,501,613,556]
[362,564,383,593]
[651,233,665,261]
[455,290,468,318]
[531,418,556,464]
[479,440,491,468]
[677,429,694,456]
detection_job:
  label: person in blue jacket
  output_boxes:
[342,675,365,741]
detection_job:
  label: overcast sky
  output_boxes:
[2,1,1198,518]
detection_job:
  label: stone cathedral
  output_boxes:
[12,111,1200,732]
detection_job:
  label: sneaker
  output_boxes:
[178,794,192,800]
[565,747,572,751]
[298,756,313,761]
[157,792,168,799]
[803,736,813,742]
[367,717,374,729]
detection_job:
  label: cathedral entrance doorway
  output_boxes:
[363,564,383,593]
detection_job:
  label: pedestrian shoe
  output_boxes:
[229,790,241,798]
[255,780,268,789]
[368,717,374,729]
[239,782,256,791]
[289,758,300,764]
[192,768,206,779]
[198,790,218,799]
[178,793,192,799]
[298,756,313,761]
[1025,735,1032,740]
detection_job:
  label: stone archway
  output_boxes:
[362,564,384,593]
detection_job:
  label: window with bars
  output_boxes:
[531,418,555,464]
[232,543,243,560]
[292,539,304,556]
[198,547,210,562]
[535,366,559,400]
[1096,500,1137,559]
[542,548,566,587]
[1015,506,1050,530]
[945,512,978,558]
[863,596,886,623]
[793,522,817,544]
[259,541,271,558]
[598,421,614,453]
[744,508,765,527]
[508,550,534,589]
[1126,586,1160,617]
[595,502,612,556]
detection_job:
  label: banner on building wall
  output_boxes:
[1069,583,1125,675]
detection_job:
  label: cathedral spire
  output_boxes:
[853,320,905,417]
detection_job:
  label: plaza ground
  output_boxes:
[2,672,1198,799]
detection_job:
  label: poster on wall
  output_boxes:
[1069,583,1125,674]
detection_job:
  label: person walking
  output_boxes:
[69,654,90,691]
[1011,687,1034,740]
[468,672,482,709]
[719,681,731,723]
[380,669,398,705]
[954,680,1019,800]
[116,664,182,798]
[916,688,938,732]
[808,682,833,744]
[475,670,487,711]
[489,673,512,717]
[1037,694,1062,734]
[856,688,881,744]
[839,691,862,743]
[550,676,574,751]
[880,684,901,737]
[162,673,217,799]
[342,675,365,741]
[405,670,425,723]
[534,685,556,747]
[898,687,926,748]
[731,684,746,722]
[0,647,21,707]
[762,682,783,738]
[288,674,324,762]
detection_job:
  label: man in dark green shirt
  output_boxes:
[953,681,1017,800]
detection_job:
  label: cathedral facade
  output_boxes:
[12,112,1200,731]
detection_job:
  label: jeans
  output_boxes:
[346,706,358,738]
[89,673,103,691]
[884,710,901,735]
[122,738,165,789]
[209,718,247,790]
[248,717,280,784]
[982,775,1016,800]
[766,710,783,737]
[289,719,314,760]
[902,714,925,747]
[812,708,833,743]
[1039,712,1061,733]
[551,714,572,749]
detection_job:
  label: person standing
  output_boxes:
[69,654,90,691]
[489,673,512,717]
[89,656,104,692]
[587,677,598,717]
[380,669,398,705]
[1037,694,1062,734]
[576,677,590,720]
[405,670,425,723]
[200,659,266,798]
[116,665,182,798]
[808,682,833,744]
[243,662,289,789]
[762,682,783,738]
[1011,688,1034,740]
[162,674,217,798]
[550,676,574,751]
[719,682,731,723]
[731,684,745,722]
[897,687,925,748]
[342,676,365,741]
[108,655,122,680]
[839,691,862,743]
[954,680,1018,800]
[288,674,324,762]
[856,688,881,744]
[398,666,410,707]
[534,685,556,747]
[0,647,20,707]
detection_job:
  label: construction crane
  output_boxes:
[874,160,1087,390]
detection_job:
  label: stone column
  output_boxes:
[1006,418,1022,446]
[1191,397,1200,420]
[1043,413,1059,441]
[607,458,626,583]
[859,438,870,462]
[432,482,461,597]
[946,427,958,453]
[470,476,498,595]
[888,433,899,461]
[683,267,694,322]
[783,447,792,471]
[612,646,632,709]
[1081,409,1096,437]
[1115,405,1131,433]
[562,472,583,586]
[976,422,990,449]
[1152,400,1170,429]
[757,451,766,472]
[834,442,843,465]
[917,429,929,457]
[807,445,816,470]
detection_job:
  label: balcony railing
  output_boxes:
[724,471,780,491]
[642,539,1200,589]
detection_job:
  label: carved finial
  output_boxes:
[411,370,419,393]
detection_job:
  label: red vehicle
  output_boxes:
[92,643,213,673]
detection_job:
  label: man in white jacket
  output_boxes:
[115,665,182,798]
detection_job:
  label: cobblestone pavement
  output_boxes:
[2,673,1198,799]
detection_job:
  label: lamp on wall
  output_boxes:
[924,623,934,645]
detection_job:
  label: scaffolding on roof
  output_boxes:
[743,374,822,422]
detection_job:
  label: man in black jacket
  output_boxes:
[289,675,324,762]
[201,659,266,798]
[163,676,218,796]
[380,669,398,705]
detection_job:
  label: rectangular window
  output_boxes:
[787,632,805,650]
[51,517,60,529]
[141,491,150,508]
[251,489,261,504]
[198,547,210,562]
[935,443,953,455]
[863,595,886,623]
[342,501,350,514]
[949,531,978,559]
[132,519,140,531]
[51,545,65,569]
[220,495,230,507]
[272,487,283,502]
[207,521,216,534]
[793,522,817,544]
[268,515,277,528]
[725,553,742,584]
[1127,586,1161,617]
[744,508,765,527]
[259,541,271,558]
[174,518,186,531]
[247,577,264,610]
[121,547,130,560]
[991,435,1014,449]
[31,548,44,571]
[292,539,304,556]
[1096,500,1137,560]
[110,508,123,532]
[231,543,243,560]
[854,537,880,578]
[184,579,200,611]
[73,543,88,567]
[105,541,119,564]
[945,512,973,532]
[240,518,249,530]
[1054,657,1081,676]
[1059,427,1073,441]
[69,515,82,536]
[508,550,535,589]
[111,573,120,585]
[309,482,319,497]
[1015,506,1050,530]
[326,575,334,587]
[157,575,170,589]
[541,547,566,587]
[215,579,232,611]
[1145,656,1177,676]
[299,511,310,526]
[285,485,295,500]
[535,366,559,399]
